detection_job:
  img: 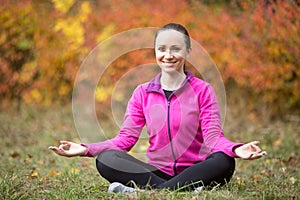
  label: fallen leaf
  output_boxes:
[47,169,62,177]
[10,151,20,158]
[252,174,262,183]
[81,159,91,168]
[273,138,281,148]
[29,171,39,179]
[39,176,47,182]
[283,156,298,166]
[69,167,80,174]
[289,177,296,185]
[280,167,286,173]
[236,177,244,185]
[265,159,270,164]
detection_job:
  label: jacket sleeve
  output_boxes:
[198,83,243,158]
[81,85,145,157]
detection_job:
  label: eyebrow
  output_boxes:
[156,44,182,47]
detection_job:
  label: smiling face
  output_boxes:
[155,30,190,74]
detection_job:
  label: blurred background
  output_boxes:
[1,0,299,131]
[1,1,299,198]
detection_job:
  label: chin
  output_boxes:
[162,67,181,74]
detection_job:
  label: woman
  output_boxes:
[49,23,267,193]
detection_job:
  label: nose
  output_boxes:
[164,49,173,59]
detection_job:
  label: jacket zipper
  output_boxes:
[167,99,178,175]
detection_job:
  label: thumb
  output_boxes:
[251,141,260,146]
[60,141,71,145]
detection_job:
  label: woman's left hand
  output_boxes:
[234,141,267,160]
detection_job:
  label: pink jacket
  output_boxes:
[82,71,242,176]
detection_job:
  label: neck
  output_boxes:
[160,71,186,91]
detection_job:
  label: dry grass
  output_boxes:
[0,106,299,199]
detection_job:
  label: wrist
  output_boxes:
[232,144,243,157]
[80,144,89,156]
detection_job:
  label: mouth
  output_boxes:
[162,61,177,66]
[163,61,176,63]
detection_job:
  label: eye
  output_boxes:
[157,46,166,52]
[171,47,181,52]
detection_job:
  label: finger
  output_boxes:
[49,147,65,155]
[249,141,262,151]
[49,146,62,151]
[49,146,73,157]
[48,146,56,151]
[252,144,262,153]
[251,141,260,145]
[245,152,260,160]
[249,151,267,160]
[248,153,254,159]
[242,154,253,160]
[60,141,71,145]
[258,151,267,156]
[59,144,70,150]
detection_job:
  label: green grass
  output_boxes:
[0,106,299,200]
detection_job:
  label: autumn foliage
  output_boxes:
[0,0,299,119]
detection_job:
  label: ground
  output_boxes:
[0,106,299,199]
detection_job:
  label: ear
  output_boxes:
[186,48,192,57]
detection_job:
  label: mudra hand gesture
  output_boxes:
[48,141,87,157]
[234,141,267,160]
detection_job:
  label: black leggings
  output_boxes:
[96,150,235,191]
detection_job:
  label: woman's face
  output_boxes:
[155,30,189,74]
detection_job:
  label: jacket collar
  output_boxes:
[146,71,194,93]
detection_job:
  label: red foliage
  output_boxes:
[0,0,299,117]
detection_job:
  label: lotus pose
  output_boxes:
[49,23,267,193]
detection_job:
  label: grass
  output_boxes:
[0,106,299,200]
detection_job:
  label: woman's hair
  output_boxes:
[154,23,191,51]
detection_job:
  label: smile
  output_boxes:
[162,61,177,64]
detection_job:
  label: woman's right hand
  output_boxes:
[48,141,87,157]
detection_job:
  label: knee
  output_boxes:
[213,152,236,184]
[200,152,236,186]
[95,150,115,177]
[209,152,236,176]
[212,152,235,166]
[95,150,124,182]
[96,150,117,166]
[95,150,124,173]
[97,150,116,162]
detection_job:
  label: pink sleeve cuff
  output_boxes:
[80,144,94,157]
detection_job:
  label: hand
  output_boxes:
[234,141,267,160]
[48,141,87,157]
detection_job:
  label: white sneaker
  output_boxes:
[192,186,205,194]
[108,182,144,194]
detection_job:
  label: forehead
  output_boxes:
[155,30,186,46]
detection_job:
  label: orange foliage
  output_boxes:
[0,0,299,117]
